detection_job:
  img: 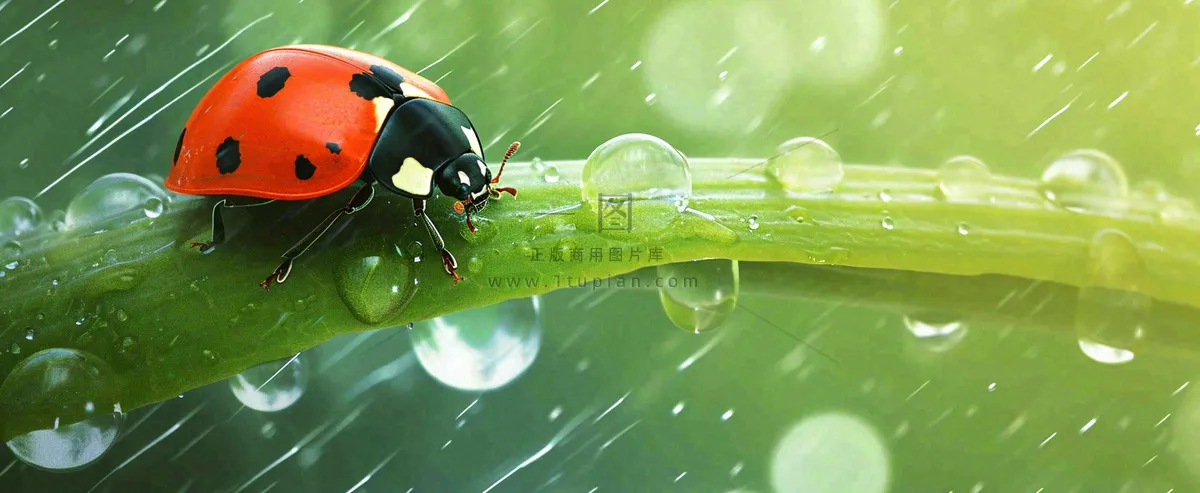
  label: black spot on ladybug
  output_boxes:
[215,137,241,174]
[173,128,185,166]
[349,73,391,101]
[256,67,291,98]
[326,142,341,154]
[295,155,316,180]
[369,64,404,89]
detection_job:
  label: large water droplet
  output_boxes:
[1,348,123,471]
[334,240,417,324]
[581,134,692,231]
[65,173,170,230]
[937,155,991,201]
[766,137,843,192]
[229,354,309,412]
[657,259,740,333]
[1075,229,1148,365]
[902,313,967,353]
[410,297,541,392]
[1040,149,1129,214]
[0,197,43,239]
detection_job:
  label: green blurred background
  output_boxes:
[1,0,1199,491]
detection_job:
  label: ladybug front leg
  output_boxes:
[413,198,463,284]
[260,184,375,292]
[191,197,276,252]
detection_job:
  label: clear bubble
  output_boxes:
[956,223,970,235]
[766,137,844,192]
[229,354,309,412]
[65,173,170,230]
[748,215,760,231]
[335,240,417,324]
[531,157,545,172]
[581,134,692,230]
[1075,229,1148,365]
[937,155,991,201]
[903,313,967,353]
[657,260,740,333]
[881,217,894,230]
[410,297,541,392]
[1040,149,1129,214]
[0,196,44,238]
[1,348,123,471]
[25,328,34,340]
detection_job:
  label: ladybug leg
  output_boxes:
[259,184,375,292]
[413,198,463,284]
[191,197,276,253]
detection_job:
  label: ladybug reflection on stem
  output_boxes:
[163,45,519,291]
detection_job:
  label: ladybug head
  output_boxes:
[442,142,520,219]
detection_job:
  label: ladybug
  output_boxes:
[164,45,519,291]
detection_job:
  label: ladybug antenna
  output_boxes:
[486,141,521,199]
[490,141,520,184]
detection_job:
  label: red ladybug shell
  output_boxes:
[165,45,451,200]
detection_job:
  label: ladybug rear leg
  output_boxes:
[191,197,276,252]
[260,184,376,292]
[413,198,463,284]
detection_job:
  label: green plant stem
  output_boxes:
[1,158,1197,439]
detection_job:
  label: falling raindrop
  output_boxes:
[229,354,309,412]
[766,137,843,192]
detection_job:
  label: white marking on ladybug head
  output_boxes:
[462,126,483,157]
[457,170,471,187]
[476,159,487,177]
[400,82,434,100]
[471,188,488,200]
[372,97,394,132]
[392,157,433,196]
